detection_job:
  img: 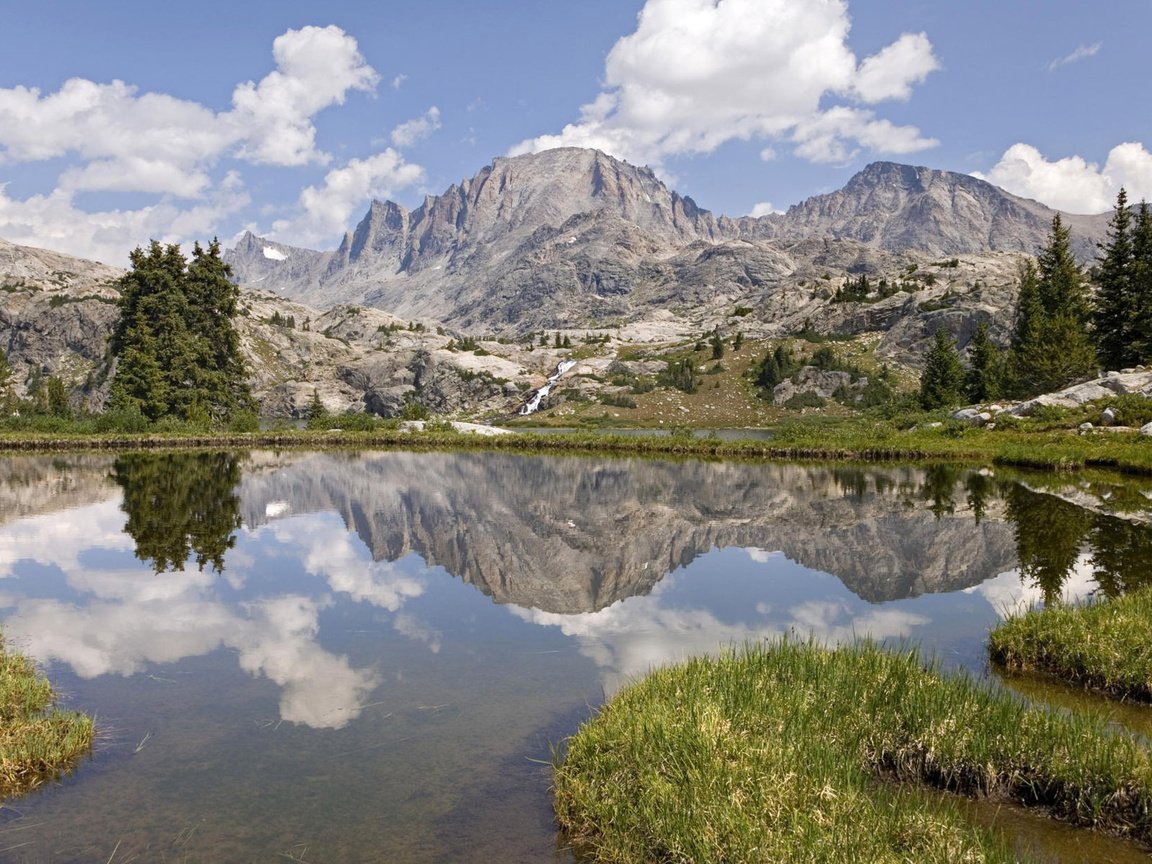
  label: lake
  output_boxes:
[0,450,1150,862]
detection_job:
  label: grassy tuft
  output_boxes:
[990,587,1152,702]
[554,640,1152,863]
[0,637,94,799]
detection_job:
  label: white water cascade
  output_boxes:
[519,360,577,415]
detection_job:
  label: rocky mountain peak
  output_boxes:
[776,160,1106,259]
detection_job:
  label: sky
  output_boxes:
[1,0,1150,266]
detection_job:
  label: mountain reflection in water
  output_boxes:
[0,451,1151,862]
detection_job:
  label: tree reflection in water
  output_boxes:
[1002,482,1152,604]
[111,451,244,573]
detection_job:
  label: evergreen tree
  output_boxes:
[0,346,13,413]
[109,240,251,422]
[1037,214,1092,322]
[919,327,965,410]
[1093,189,1135,370]
[305,389,331,429]
[1007,217,1096,396]
[44,376,70,417]
[1131,201,1152,363]
[709,330,725,360]
[964,319,1001,403]
[185,240,253,419]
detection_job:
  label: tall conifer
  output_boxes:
[1007,217,1096,396]
[964,319,1001,402]
[919,327,965,410]
[1131,201,1152,364]
[1093,189,1134,370]
[110,240,251,422]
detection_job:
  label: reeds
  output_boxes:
[990,587,1152,702]
[0,639,94,799]
[554,640,1152,862]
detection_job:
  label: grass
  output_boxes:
[4,410,1152,475]
[554,640,1152,863]
[989,587,1152,702]
[0,635,94,799]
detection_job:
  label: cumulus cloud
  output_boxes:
[851,32,939,102]
[0,172,250,264]
[269,149,425,249]
[749,202,782,217]
[0,25,419,262]
[977,142,1152,213]
[231,25,380,166]
[512,0,938,169]
[390,107,442,149]
[1048,42,1102,71]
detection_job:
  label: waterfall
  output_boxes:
[519,360,577,415]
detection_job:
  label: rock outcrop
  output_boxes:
[226,150,1108,335]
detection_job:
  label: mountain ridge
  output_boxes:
[226,148,1109,332]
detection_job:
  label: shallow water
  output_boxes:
[0,451,1149,862]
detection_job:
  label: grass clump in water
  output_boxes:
[990,587,1152,702]
[554,640,1152,863]
[0,637,94,798]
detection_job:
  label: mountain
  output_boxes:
[226,149,1109,334]
[0,150,1117,420]
[752,161,1106,260]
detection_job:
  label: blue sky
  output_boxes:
[1,0,1149,265]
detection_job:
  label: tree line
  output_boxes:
[920,191,1152,409]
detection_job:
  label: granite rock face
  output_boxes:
[226,150,1108,336]
[0,237,122,409]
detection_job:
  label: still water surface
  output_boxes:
[0,451,1150,862]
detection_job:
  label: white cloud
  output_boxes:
[792,106,938,164]
[0,78,231,170]
[852,32,939,102]
[977,142,1152,213]
[270,150,425,248]
[0,25,401,263]
[511,0,938,169]
[1048,42,1102,72]
[231,25,380,167]
[391,73,408,91]
[390,107,442,149]
[749,202,782,217]
[0,173,250,265]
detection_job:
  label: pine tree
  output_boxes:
[1131,201,1152,363]
[185,240,253,419]
[1093,189,1135,370]
[964,319,1001,402]
[109,240,252,423]
[919,327,965,410]
[1007,217,1096,397]
[0,346,13,413]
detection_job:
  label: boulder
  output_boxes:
[772,367,853,406]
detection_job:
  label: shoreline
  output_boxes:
[1,422,1151,475]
